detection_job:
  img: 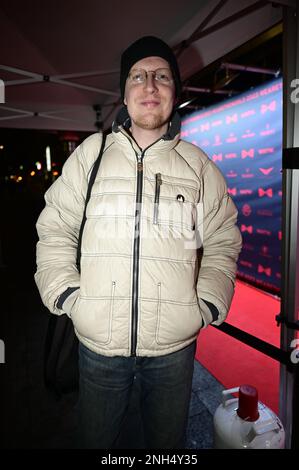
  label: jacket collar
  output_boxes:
[111,106,181,157]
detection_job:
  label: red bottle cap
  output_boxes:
[237,384,260,422]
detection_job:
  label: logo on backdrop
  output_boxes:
[242,204,252,217]
[181,78,282,293]
[241,149,254,159]
[258,188,273,198]
[241,225,253,234]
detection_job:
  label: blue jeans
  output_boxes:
[76,341,196,449]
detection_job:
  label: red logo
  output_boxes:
[241,168,254,178]
[212,119,222,127]
[226,170,238,178]
[260,246,272,258]
[260,247,272,259]
[241,224,253,234]
[260,124,275,136]
[242,243,255,251]
[241,149,254,159]
[258,147,274,155]
[225,153,237,159]
[228,188,237,196]
[261,101,276,114]
[240,260,254,269]
[257,209,273,217]
[200,123,210,132]
[241,110,255,118]
[242,204,252,217]
[258,264,272,276]
[256,229,272,236]
[259,167,274,175]
[212,153,223,162]
[258,188,273,198]
[242,130,255,138]
[226,114,238,124]
[240,189,253,195]
[226,133,237,143]
[212,135,222,146]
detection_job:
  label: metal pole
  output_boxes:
[280,2,299,449]
[221,62,280,76]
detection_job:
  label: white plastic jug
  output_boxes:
[213,384,285,449]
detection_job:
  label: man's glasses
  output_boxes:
[128,68,173,86]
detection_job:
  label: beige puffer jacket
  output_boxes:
[35,109,242,357]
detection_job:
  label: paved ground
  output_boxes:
[0,184,225,449]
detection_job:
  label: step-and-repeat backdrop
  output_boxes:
[181,78,282,294]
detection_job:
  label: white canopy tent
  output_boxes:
[0,0,284,131]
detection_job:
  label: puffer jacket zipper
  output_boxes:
[131,151,144,356]
[126,133,166,357]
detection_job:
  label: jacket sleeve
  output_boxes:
[35,143,90,316]
[196,159,242,326]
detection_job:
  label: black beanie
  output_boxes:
[120,36,181,100]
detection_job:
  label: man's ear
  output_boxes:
[124,96,127,106]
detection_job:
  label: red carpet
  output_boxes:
[196,279,280,413]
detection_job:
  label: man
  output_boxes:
[35,36,242,449]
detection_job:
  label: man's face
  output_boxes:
[124,56,176,132]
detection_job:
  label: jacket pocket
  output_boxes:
[71,281,116,345]
[155,282,203,345]
[152,173,199,231]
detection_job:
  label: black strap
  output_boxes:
[76,133,107,272]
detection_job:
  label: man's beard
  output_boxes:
[132,112,168,130]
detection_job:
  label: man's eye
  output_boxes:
[132,73,144,82]
[157,73,170,82]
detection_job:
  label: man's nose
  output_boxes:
[144,73,158,92]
